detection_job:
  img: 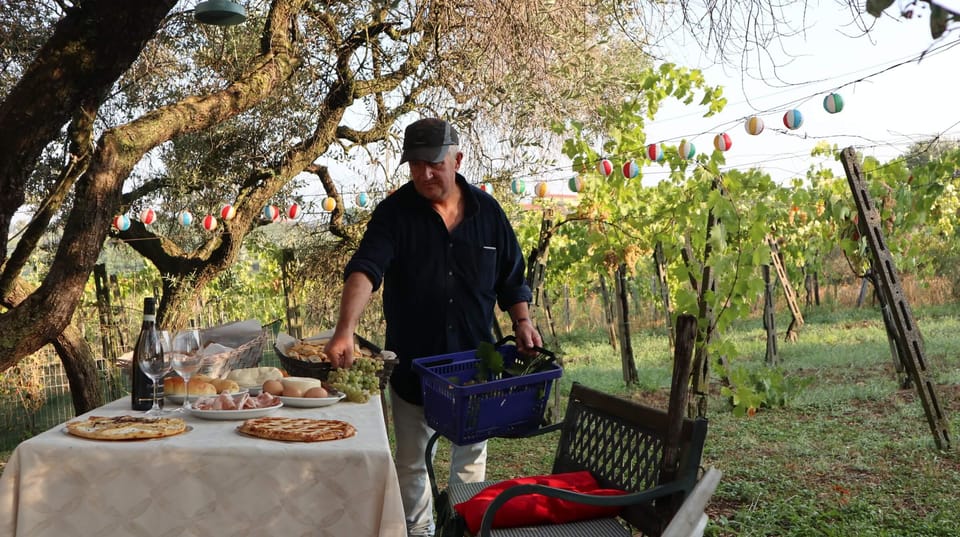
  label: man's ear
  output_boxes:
[454,151,463,170]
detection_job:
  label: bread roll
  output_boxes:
[164,377,217,396]
[210,378,240,394]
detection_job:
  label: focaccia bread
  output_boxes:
[226,366,284,387]
[66,415,188,441]
[238,417,356,442]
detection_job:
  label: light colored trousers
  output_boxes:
[391,392,487,537]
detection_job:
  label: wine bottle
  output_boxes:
[131,297,162,410]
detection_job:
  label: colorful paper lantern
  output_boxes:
[535,182,549,198]
[178,210,193,227]
[511,179,526,195]
[678,140,696,160]
[139,208,156,225]
[646,143,665,163]
[113,214,131,231]
[262,205,280,222]
[322,197,337,212]
[220,204,236,221]
[713,133,732,152]
[356,192,369,208]
[596,159,613,177]
[480,183,494,195]
[568,176,583,193]
[745,116,764,135]
[783,109,803,130]
[622,160,639,179]
[287,203,300,220]
[202,214,218,231]
[823,93,844,114]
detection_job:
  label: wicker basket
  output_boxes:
[198,331,267,378]
[276,333,397,389]
[277,351,332,380]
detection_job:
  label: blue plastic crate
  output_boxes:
[412,343,562,445]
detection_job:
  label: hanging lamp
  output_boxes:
[195,0,246,26]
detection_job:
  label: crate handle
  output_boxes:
[495,335,556,364]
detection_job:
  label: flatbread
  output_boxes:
[65,415,188,441]
[237,417,356,442]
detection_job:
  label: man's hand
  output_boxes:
[513,318,542,355]
[324,332,356,369]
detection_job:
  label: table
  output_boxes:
[0,396,406,537]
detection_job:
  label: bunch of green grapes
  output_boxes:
[328,356,384,403]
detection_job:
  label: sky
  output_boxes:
[316,2,960,204]
[631,1,960,187]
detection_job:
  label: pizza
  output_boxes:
[65,415,188,441]
[237,416,356,442]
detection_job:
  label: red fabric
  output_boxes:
[453,471,628,534]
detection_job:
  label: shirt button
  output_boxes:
[449,242,454,248]
[448,271,453,276]
[449,298,454,304]
[448,325,454,330]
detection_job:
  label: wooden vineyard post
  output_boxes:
[662,314,697,484]
[280,249,302,339]
[615,264,638,385]
[654,241,675,347]
[93,263,122,361]
[767,236,804,341]
[562,285,571,333]
[841,147,951,450]
[762,264,778,365]
[598,273,618,350]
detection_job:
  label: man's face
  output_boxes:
[408,149,463,203]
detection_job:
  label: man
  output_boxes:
[324,117,541,536]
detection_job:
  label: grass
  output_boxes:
[432,304,960,536]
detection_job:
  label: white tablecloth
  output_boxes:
[0,397,406,537]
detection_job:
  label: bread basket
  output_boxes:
[275,332,397,388]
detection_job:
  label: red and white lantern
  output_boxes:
[287,203,300,220]
[202,214,218,232]
[220,204,236,221]
[713,133,732,152]
[596,159,613,177]
[622,160,639,179]
[139,208,156,225]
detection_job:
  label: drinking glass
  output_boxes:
[170,328,202,410]
[139,330,172,416]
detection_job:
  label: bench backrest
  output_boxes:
[551,382,708,535]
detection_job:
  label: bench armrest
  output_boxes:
[478,479,692,536]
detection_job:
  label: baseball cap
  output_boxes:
[399,118,459,164]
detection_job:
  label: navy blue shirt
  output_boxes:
[344,174,532,404]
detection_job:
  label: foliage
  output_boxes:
[719,364,814,417]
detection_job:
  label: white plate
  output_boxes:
[187,402,283,420]
[240,386,262,396]
[165,390,247,404]
[278,391,345,408]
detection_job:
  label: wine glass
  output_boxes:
[139,330,172,416]
[170,328,202,410]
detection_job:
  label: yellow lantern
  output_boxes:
[322,197,337,212]
[535,182,549,198]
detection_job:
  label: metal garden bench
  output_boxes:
[426,381,710,537]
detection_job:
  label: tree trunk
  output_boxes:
[763,264,778,365]
[52,326,106,414]
[2,277,104,414]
